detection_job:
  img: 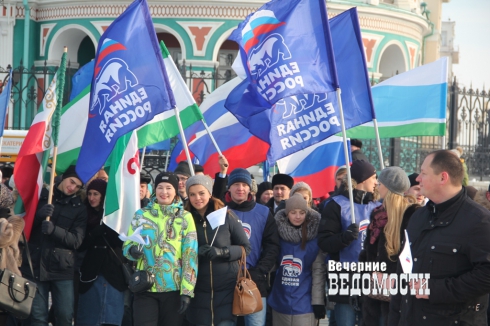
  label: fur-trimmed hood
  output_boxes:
[274,208,321,243]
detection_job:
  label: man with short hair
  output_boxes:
[140,173,152,208]
[389,150,490,325]
[22,165,87,326]
[350,139,369,162]
[174,161,192,202]
[224,168,280,326]
[265,174,294,215]
[405,173,426,205]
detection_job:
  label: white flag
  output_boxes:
[207,206,227,230]
[399,229,413,274]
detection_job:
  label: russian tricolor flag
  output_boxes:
[276,136,351,198]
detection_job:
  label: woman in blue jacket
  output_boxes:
[268,193,326,326]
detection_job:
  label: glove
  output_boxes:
[129,246,144,260]
[312,305,326,320]
[248,268,265,283]
[208,246,230,261]
[41,220,55,235]
[198,244,212,257]
[38,204,55,219]
[177,295,191,314]
[349,295,361,312]
[342,223,359,244]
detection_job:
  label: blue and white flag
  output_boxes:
[227,0,338,107]
[0,71,12,137]
[226,8,375,164]
[76,0,176,182]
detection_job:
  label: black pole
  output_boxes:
[448,76,459,149]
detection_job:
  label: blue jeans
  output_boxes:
[334,303,361,326]
[25,279,74,326]
[244,298,267,326]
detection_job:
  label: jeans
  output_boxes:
[25,279,74,326]
[244,298,267,326]
[195,321,235,326]
[334,303,361,326]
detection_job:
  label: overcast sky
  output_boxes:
[442,0,490,89]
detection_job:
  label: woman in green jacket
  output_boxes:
[123,172,198,326]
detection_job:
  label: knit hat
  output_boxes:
[378,166,410,196]
[186,175,213,196]
[256,182,272,202]
[286,193,308,214]
[194,164,204,174]
[228,168,252,189]
[140,173,152,185]
[351,139,363,149]
[87,179,107,198]
[290,182,312,199]
[174,161,192,178]
[155,172,179,193]
[62,165,83,184]
[272,174,294,189]
[408,173,419,187]
[350,160,376,184]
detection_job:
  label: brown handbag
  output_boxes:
[232,247,263,316]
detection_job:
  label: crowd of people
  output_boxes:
[0,139,489,326]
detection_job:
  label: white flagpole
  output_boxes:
[372,119,385,169]
[200,119,228,167]
[336,88,356,224]
[140,146,147,168]
[174,107,195,176]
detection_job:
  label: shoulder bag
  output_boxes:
[232,246,263,316]
[102,236,134,285]
[0,233,37,319]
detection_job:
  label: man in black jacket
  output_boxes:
[21,165,87,326]
[265,174,294,216]
[388,150,490,325]
[224,168,280,326]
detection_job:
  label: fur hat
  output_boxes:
[228,168,252,189]
[62,165,83,184]
[87,179,107,198]
[408,173,419,187]
[378,166,410,196]
[290,182,312,200]
[155,172,179,193]
[174,161,192,178]
[286,193,308,214]
[351,139,363,149]
[350,160,376,184]
[186,175,213,196]
[271,174,294,189]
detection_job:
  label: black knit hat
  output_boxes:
[155,172,179,193]
[272,174,294,189]
[194,164,204,174]
[62,165,83,184]
[408,173,419,187]
[140,173,152,185]
[350,160,376,184]
[351,139,363,149]
[256,181,272,202]
[87,179,107,198]
[174,161,191,178]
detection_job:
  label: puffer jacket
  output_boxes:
[186,199,251,326]
[21,186,87,281]
[122,197,198,296]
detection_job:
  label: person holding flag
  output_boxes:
[184,175,251,326]
[21,166,87,326]
[122,172,198,326]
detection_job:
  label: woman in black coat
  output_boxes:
[359,167,420,326]
[184,175,251,326]
[76,179,127,326]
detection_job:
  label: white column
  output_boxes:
[0,3,16,70]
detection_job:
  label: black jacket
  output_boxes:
[388,189,490,325]
[187,199,251,325]
[224,193,280,297]
[351,149,369,162]
[21,186,87,281]
[78,220,127,293]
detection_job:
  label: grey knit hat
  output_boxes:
[286,193,308,214]
[186,175,213,196]
[378,166,410,196]
[290,182,312,199]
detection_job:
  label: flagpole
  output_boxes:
[200,119,228,167]
[164,150,170,171]
[174,107,195,176]
[140,146,147,167]
[372,118,385,170]
[336,88,356,224]
[47,46,68,221]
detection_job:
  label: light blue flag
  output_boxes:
[0,71,12,137]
